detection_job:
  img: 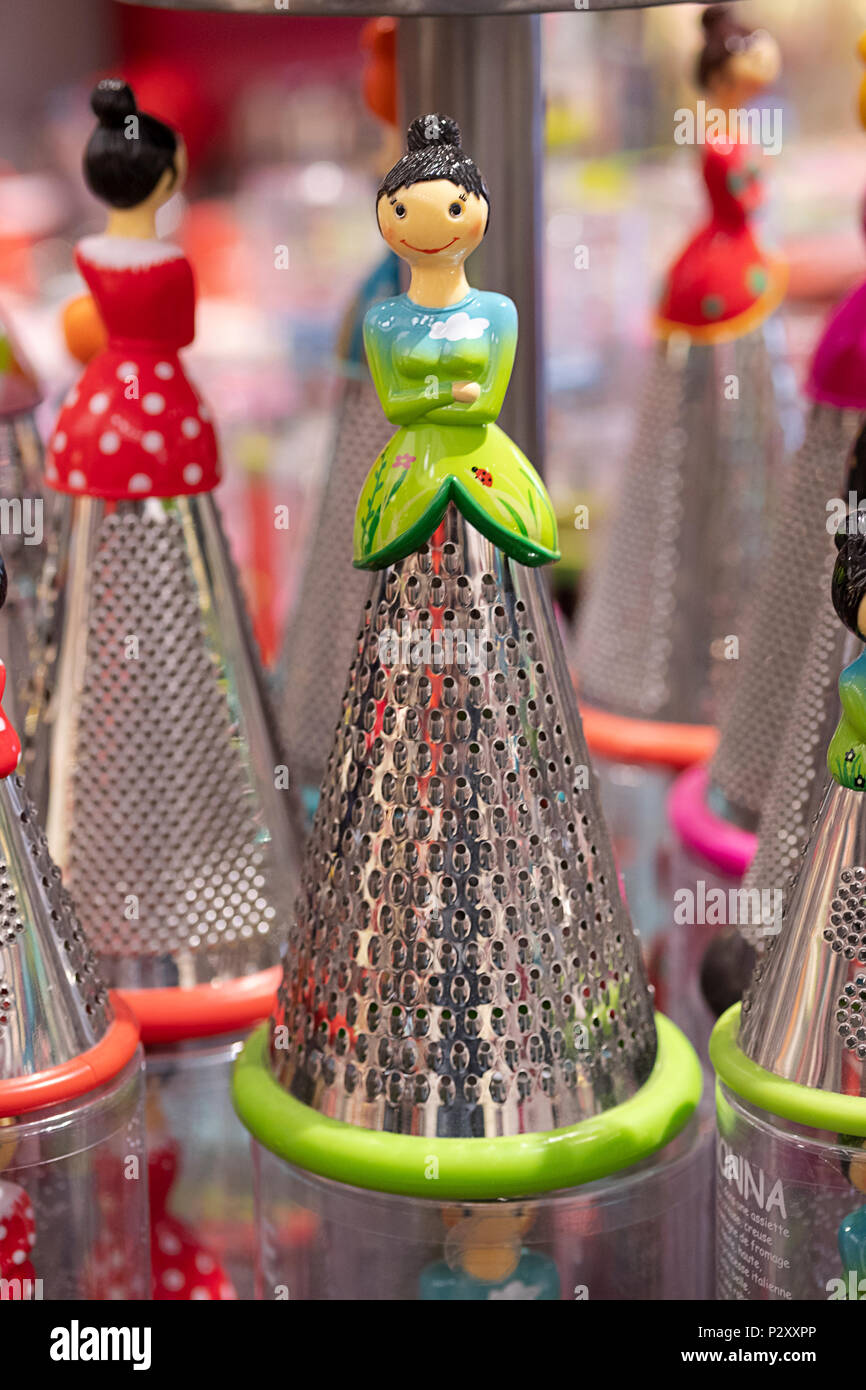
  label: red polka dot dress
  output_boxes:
[0,1179,37,1298]
[47,236,219,499]
[655,136,786,343]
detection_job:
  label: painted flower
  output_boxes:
[394,453,415,470]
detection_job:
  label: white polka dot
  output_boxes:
[181,417,201,439]
[142,431,163,454]
[183,464,202,486]
[194,1253,215,1274]
[116,362,138,381]
[99,431,120,455]
[190,1287,212,1300]
[65,387,79,407]
[88,392,109,414]
[11,1249,24,1265]
[68,470,87,490]
[53,431,67,451]
[128,474,152,493]
[142,393,165,415]
[155,362,175,380]
[158,1231,182,1256]
[45,459,58,481]
[0,718,7,732]
[161,1268,185,1292]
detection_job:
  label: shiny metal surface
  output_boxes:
[397,14,543,466]
[25,493,303,990]
[575,326,782,726]
[271,504,656,1137]
[116,0,694,14]
[279,378,387,794]
[0,771,110,1080]
[710,406,863,832]
[741,780,866,1094]
[0,415,47,732]
[744,621,860,936]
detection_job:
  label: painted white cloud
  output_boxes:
[428,311,490,343]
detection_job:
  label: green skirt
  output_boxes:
[353,421,560,571]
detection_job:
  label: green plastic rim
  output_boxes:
[232,1013,701,1200]
[710,1003,866,1136]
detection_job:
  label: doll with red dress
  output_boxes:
[28,78,301,1302]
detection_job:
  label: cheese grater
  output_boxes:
[0,309,46,733]
[712,507,866,1300]
[277,255,400,804]
[25,492,302,991]
[236,110,711,1302]
[576,326,782,732]
[272,504,658,1134]
[0,555,149,1301]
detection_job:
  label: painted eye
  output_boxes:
[394,203,407,219]
[448,202,463,217]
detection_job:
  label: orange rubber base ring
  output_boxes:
[579,700,718,772]
[120,965,281,1046]
[0,993,141,1118]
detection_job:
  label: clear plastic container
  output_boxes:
[0,1052,149,1300]
[716,1084,866,1301]
[252,1115,714,1301]
[657,835,742,1068]
[146,1031,257,1300]
[593,755,675,949]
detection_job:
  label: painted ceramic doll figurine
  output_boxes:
[710,516,866,1300]
[356,114,556,571]
[575,5,786,966]
[233,113,710,1305]
[28,79,301,1302]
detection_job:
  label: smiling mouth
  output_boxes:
[400,237,459,254]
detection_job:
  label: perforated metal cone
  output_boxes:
[743,619,860,937]
[575,326,781,727]
[24,492,303,990]
[278,377,392,793]
[740,779,866,1094]
[270,504,657,1138]
[709,406,863,832]
[0,770,111,1080]
[0,414,46,733]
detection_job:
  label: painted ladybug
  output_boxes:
[472,466,493,488]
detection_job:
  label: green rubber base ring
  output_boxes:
[710,1003,866,1136]
[232,1013,701,1200]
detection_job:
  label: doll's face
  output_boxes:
[709,31,781,104]
[377,179,488,270]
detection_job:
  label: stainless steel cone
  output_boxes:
[575,326,781,727]
[0,768,111,1080]
[0,309,46,734]
[271,503,658,1138]
[278,375,392,794]
[709,405,863,832]
[740,778,866,1095]
[24,491,303,991]
[743,620,860,937]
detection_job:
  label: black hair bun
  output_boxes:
[0,554,7,613]
[91,78,137,130]
[406,114,461,154]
